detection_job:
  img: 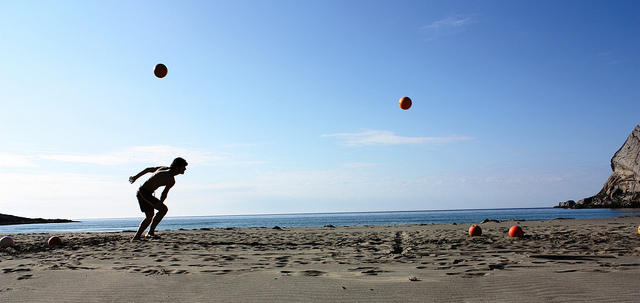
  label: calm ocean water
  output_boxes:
[2,207,640,234]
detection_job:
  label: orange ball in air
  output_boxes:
[399,96,412,110]
[47,236,62,246]
[509,226,524,237]
[469,225,482,237]
[154,63,168,78]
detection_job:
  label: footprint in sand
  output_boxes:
[17,274,33,280]
[274,256,291,267]
[446,271,486,278]
[3,268,31,274]
[201,269,232,275]
[300,270,325,276]
[348,266,388,275]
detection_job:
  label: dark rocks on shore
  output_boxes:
[0,213,77,226]
[557,123,640,209]
[554,200,576,209]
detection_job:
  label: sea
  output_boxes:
[2,207,640,235]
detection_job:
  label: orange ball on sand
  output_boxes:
[469,225,482,236]
[509,226,524,237]
[47,236,62,246]
[1,236,15,248]
[154,63,168,78]
[399,96,412,110]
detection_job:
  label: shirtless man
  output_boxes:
[129,157,188,241]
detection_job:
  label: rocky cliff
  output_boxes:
[0,213,76,225]
[574,123,640,208]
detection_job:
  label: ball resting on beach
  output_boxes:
[469,225,482,236]
[48,236,62,246]
[0,236,15,248]
[509,226,524,237]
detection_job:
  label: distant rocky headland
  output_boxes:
[556,123,640,209]
[0,213,77,226]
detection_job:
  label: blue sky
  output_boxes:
[1,1,638,219]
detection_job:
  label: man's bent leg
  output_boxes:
[132,210,154,242]
[147,203,168,237]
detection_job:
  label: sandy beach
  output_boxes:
[2,216,639,302]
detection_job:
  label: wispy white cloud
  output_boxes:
[3,145,264,167]
[0,145,265,218]
[589,52,622,66]
[422,14,477,39]
[424,16,475,29]
[322,130,473,147]
[40,154,129,166]
[40,146,215,166]
[0,154,39,167]
[0,171,132,218]
[592,52,613,58]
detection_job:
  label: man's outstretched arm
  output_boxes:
[129,166,165,184]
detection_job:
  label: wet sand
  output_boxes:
[2,216,639,302]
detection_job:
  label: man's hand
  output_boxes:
[129,176,136,184]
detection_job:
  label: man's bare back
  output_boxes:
[141,167,176,193]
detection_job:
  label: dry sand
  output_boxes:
[2,216,639,302]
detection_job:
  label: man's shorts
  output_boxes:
[137,187,161,212]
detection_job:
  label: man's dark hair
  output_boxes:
[170,157,188,170]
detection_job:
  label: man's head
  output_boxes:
[170,157,188,174]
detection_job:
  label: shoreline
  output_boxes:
[4,207,640,234]
[2,216,639,302]
[3,215,639,241]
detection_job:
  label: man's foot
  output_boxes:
[144,234,161,239]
